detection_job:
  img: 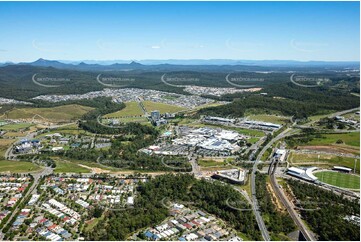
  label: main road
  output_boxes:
[0,167,53,238]
[268,160,316,241]
[250,126,299,241]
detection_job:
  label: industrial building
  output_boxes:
[203,116,235,124]
[243,120,281,130]
[172,127,242,153]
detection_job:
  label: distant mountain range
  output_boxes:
[0,58,359,72]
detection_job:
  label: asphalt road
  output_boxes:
[250,126,297,241]
[269,160,316,241]
[0,167,53,237]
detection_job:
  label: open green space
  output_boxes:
[163,95,178,100]
[54,159,91,173]
[198,159,225,167]
[0,160,41,173]
[6,105,94,122]
[104,101,143,118]
[248,137,260,144]
[0,122,33,131]
[306,132,360,147]
[247,114,290,125]
[288,152,360,173]
[261,147,273,161]
[306,113,333,123]
[84,215,105,233]
[113,117,149,124]
[55,158,119,172]
[315,171,360,189]
[0,139,14,158]
[142,101,185,114]
[233,127,265,137]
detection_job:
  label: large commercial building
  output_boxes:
[243,120,281,130]
[203,116,235,124]
[287,167,318,182]
[212,169,247,185]
[151,110,160,121]
[172,127,242,153]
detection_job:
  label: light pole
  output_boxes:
[354,159,357,174]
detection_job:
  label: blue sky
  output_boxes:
[0,1,359,62]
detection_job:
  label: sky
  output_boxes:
[0,1,359,62]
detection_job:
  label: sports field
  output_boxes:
[315,171,360,189]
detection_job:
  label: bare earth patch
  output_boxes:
[298,145,359,155]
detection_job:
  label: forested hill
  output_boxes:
[197,82,360,119]
[0,63,359,119]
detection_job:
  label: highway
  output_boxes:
[250,126,298,241]
[268,160,316,241]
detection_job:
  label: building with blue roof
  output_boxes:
[144,231,154,239]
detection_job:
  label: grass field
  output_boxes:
[315,171,360,189]
[0,160,41,173]
[2,131,24,138]
[187,102,223,111]
[248,137,260,144]
[104,102,143,118]
[288,152,360,173]
[261,148,273,161]
[306,113,333,123]
[247,114,291,125]
[0,139,14,158]
[198,159,225,167]
[142,101,185,114]
[307,132,360,147]
[0,123,33,130]
[6,105,94,122]
[54,159,91,173]
[113,117,149,124]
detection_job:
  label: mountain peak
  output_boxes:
[34,58,46,62]
[29,58,68,68]
[129,61,142,66]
